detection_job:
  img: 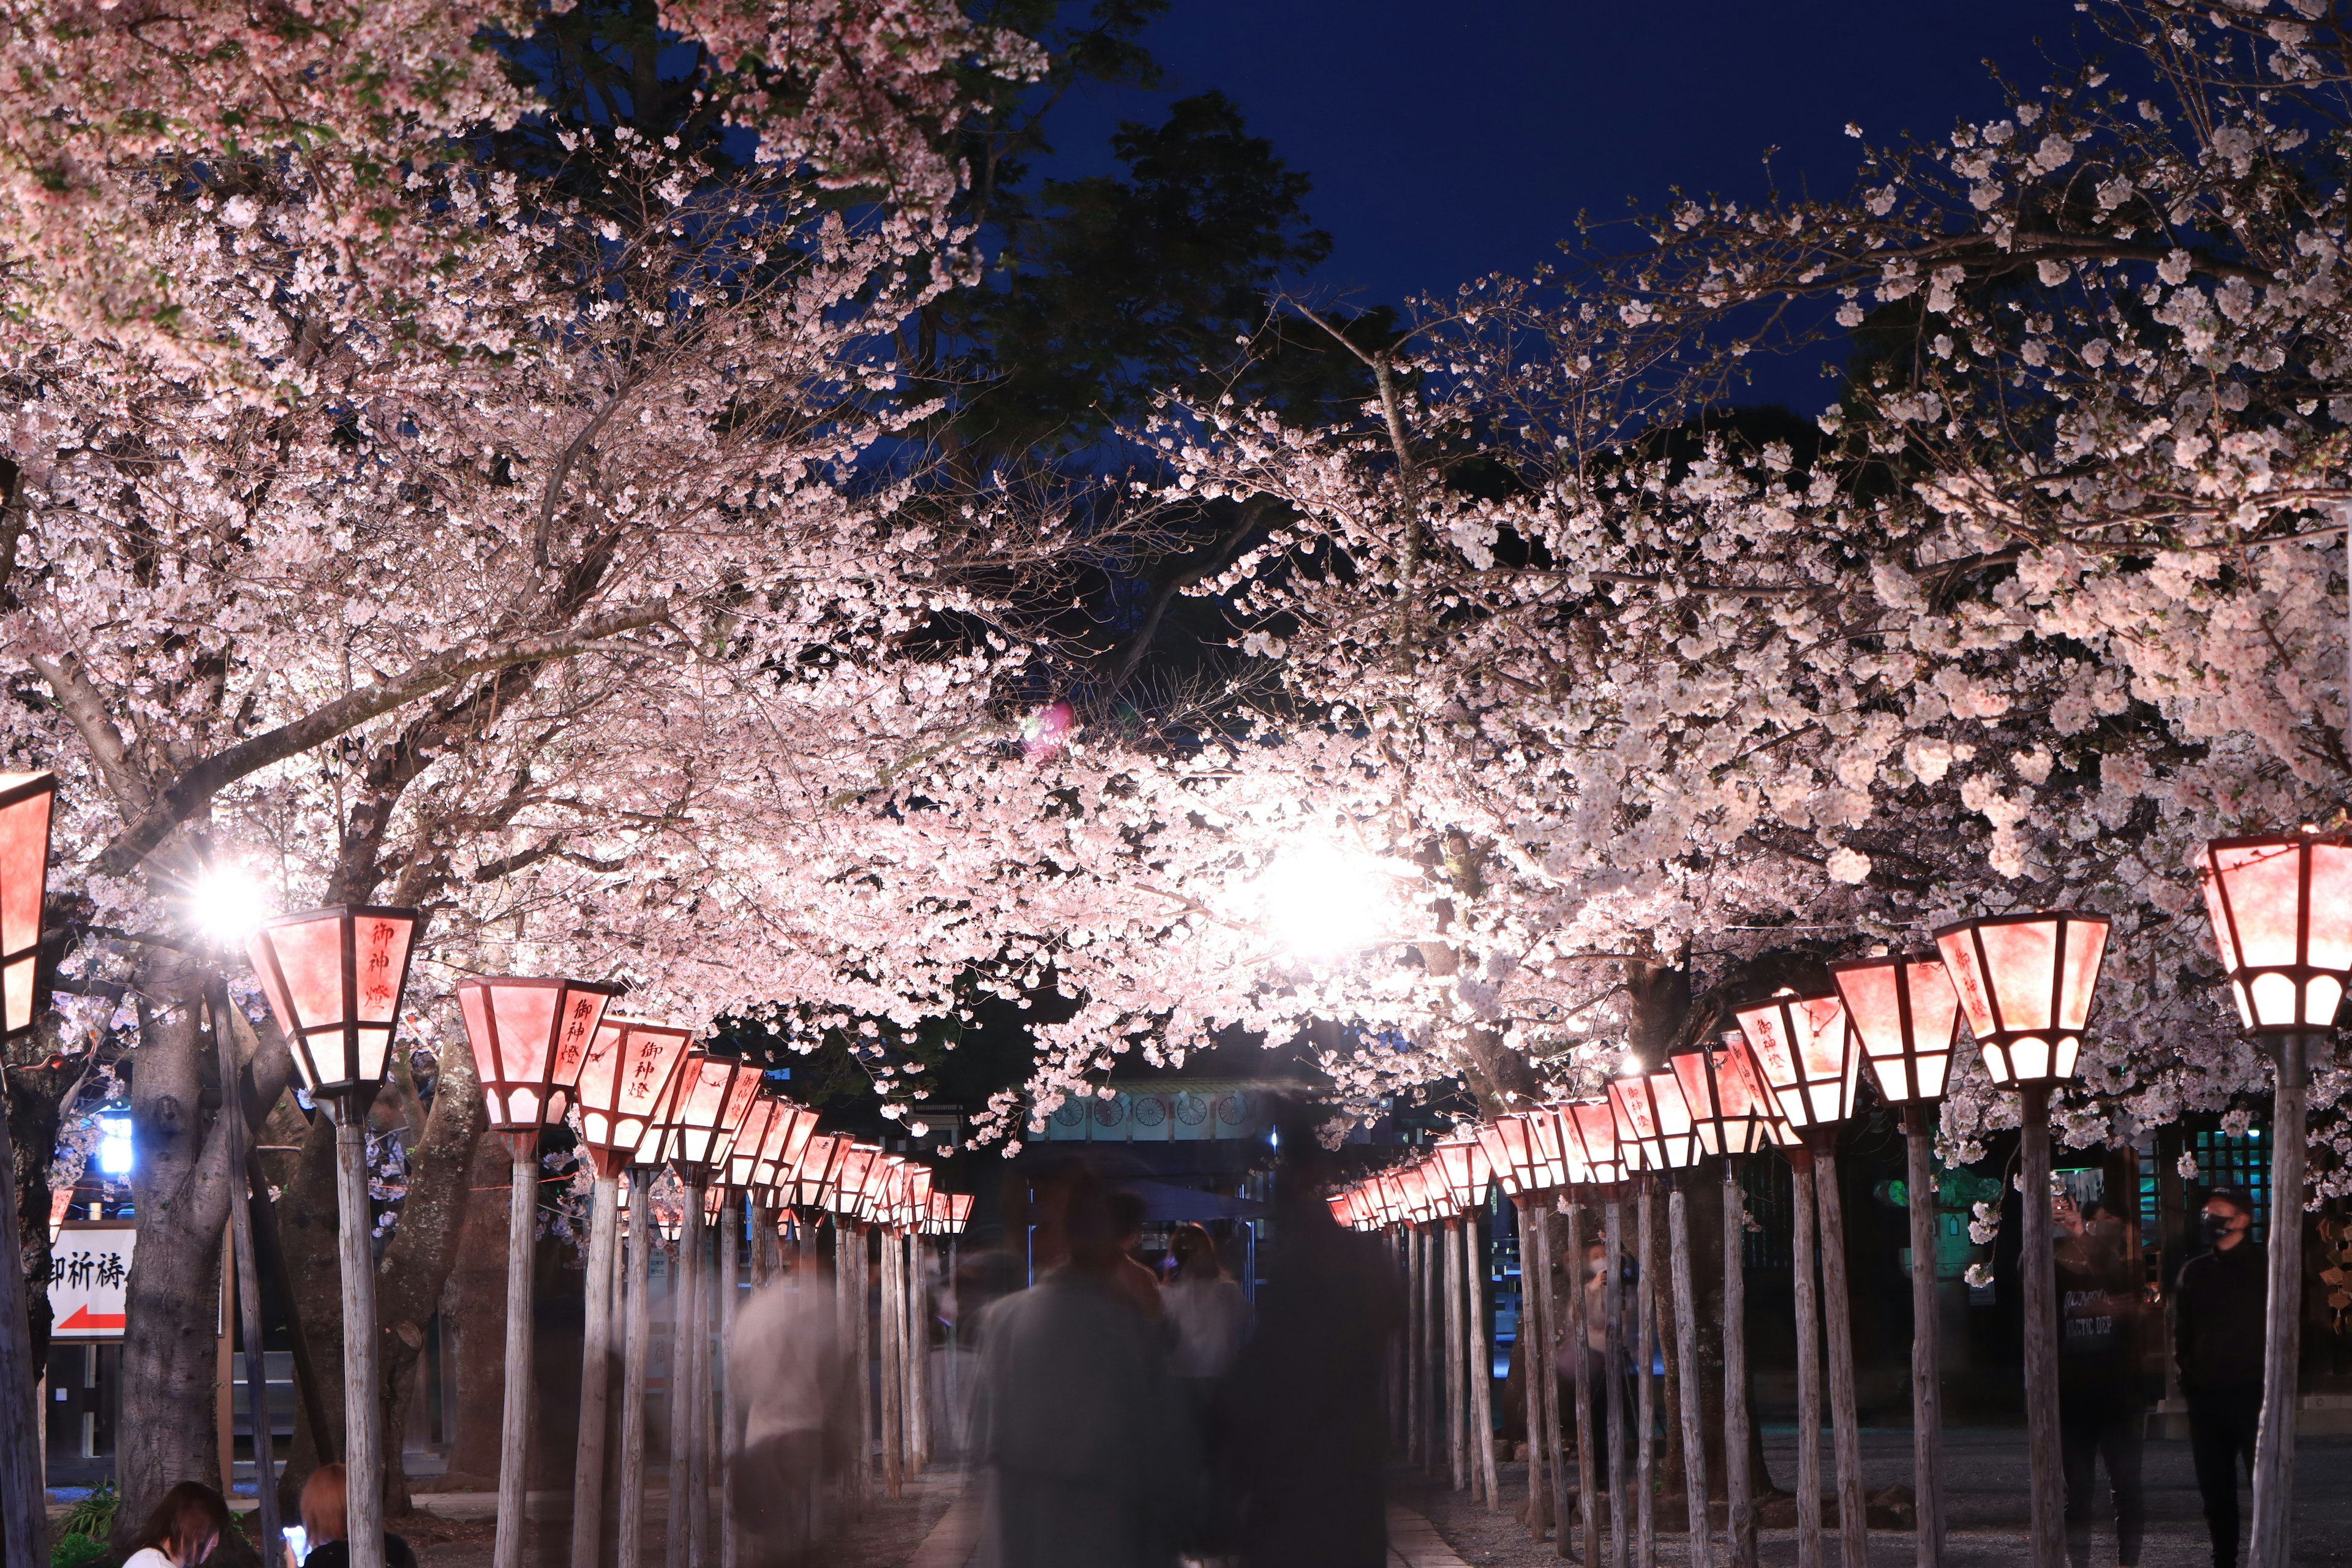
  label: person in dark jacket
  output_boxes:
[2055,1193,2144,1568]
[2173,1186,2266,1568]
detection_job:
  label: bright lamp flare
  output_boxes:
[1257,837,1392,960]
[189,864,271,943]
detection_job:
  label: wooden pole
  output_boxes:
[1446,1213,1466,1491]
[217,1240,235,1487]
[2250,1032,2312,1568]
[1465,1209,1500,1509]
[1389,1229,1404,1453]
[1812,1147,1868,1568]
[1517,1201,1551,1538]
[617,1170,654,1568]
[2018,1084,2065,1568]
[333,1098,388,1568]
[908,1232,929,1472]
[687,1211,712,1568]
[1722,1163,1756,1568]
[852,1223,872,1507]
[0,1079,44,1568]
[209,981,282,1555]
[1425,1223,1443,1476]
[573,1174,620,1568]
[1561,1203,1594,1566]
[880,1224,903,1498]
[718,1193,741,1568]
[1636,1177,1657,1568]
[1669,1178,1713,1568]
[1790,1152,1823,1568]
[493,1134,540,1568]
[1604,1194,1630,1568]
[1902,1106,1945,1568]
[1407,1226,1423,1465]
[665,1191,696,1568]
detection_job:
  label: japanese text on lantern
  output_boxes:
[362,919,396,1010]
[558,996,597,1073]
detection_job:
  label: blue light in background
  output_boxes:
[97,1116,132,1177]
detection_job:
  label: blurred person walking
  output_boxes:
[2054,1193,2146,1568]
[974,1164,1180,1568]
[2174,1186,2266,1568]
[1165,1222,1254,1559]
[1226,1115,1402,1568]
[729,1251,858,1567]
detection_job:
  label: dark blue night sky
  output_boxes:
[1039,1,2080,408]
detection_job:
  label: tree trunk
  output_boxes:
[1791,1154,1822,1568]
[1814,1147,1868,1568]
[0,1064,49,1568]
[2019,1085,2064,1568]
[1904,1107,1945,1568]
[435,1134,513,1493]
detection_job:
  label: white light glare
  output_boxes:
[97,1116,133,1177]
[1259,837,1392,960]
[189,864,271,943]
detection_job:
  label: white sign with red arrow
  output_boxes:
[48,1221,133,1339]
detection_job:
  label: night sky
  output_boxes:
[1041,0,2083,409]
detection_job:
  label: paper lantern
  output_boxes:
[1473,1118,1532,1199]
[945,1192,974,1236]
[752,1105,821,1190]
[572,1017,694,1172]
[1670,1037,1785,1158]
[2196,831,2352,1034]
[830,1144,880,1216]
[1433,1134,1493,1209]
[1829,956,1962,1105]
[1528,1106,1578,1190]
[1733,988,1861,1133]
[247,906,424,1100]
[791,1133,845,1209]
[458,978,619,1136]
[1608,1068,1702,1171]
[1934,911,2110,1087]
[0,772,55,1039]
[1558,1098,1629,1186]
[724,1096,786,1191]
[655,1051,763,1174]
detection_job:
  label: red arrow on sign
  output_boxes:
[56,1305,126,1332]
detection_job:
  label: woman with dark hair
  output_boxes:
[287,1464,417,1568]
[123,1482,234,1568]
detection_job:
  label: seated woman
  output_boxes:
[288,1464,417,1568]
[123,1482,235,1568]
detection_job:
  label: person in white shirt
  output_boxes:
[729,1251,856,1566]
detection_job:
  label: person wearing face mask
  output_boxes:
[2172,1186,2264,1568]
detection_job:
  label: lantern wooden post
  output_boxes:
[573,1017,691,1568]
[2192,832,2352,1568]
[1602,1194,1630,1568]
[1634,1175,1658,1566]
[1463,1210,1499,1507]
[1722,1161,1755,1568]
[1445,1208,1465,1491]
[1831,952,1962,1568]
[1668,1174,1713,1568]
[718,1191,741,1568]
[2018,1084,2065,1568]
[910,1229,931,1472]
[665,1188,698,1568]
[1407,1223,1424,1465]
[1424,1218,1443,1477]
[1812,1145,1867,1568]
[1515,1199,1551,1537]
[880,1216,903,1498]
[1937,909,2111,1568]
[496,1131,540,1568]
[1901,1103,1945,1566]
[617,1168,656,1568]
[1790,1150,1824,1568]
[247,905,424,1568]
[1561,1203,1595,1566]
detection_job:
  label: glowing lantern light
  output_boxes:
[247,906,424,1101]
[1558,1098,1630,1186]
[655,1052,762,1175]
[1828,956,1962,1105]
[0,771,55,1040]
[1433,1134,1492,1210]
[1733,988,1861,1134]
[573,1017,694,1176]
[2196,831,2352,1033]
[1934,911,2110,1087]
[790,1134,845,1210]
[1670,1036,1784,1158]
[458,978,620,1137]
